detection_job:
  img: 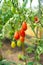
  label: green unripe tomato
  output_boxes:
[18,54,22,60]
[17,40,22,47]
[11,41,16,48]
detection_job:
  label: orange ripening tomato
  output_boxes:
[34,16,39,23]
[22,21,27,31]
[19,29,25,37]
[20,36,24,42]
[14,31,20,40]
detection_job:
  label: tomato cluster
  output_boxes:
[11,21,27,48]
[14,21,27,42]
[11,17,39,48]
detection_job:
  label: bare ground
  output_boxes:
[0,43,43,65]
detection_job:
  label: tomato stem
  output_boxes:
[22,43,27,65]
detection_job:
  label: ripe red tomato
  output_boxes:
[34,16,39,23]
[20,36,24,42]
[22,22,27,31]
[14,31,20,40]
[19,29,25,37]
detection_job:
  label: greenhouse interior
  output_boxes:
[0,0,43,65]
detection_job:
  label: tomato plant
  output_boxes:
[0,0,43,65]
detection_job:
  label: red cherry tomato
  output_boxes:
[22,22,27,31]
[34,16,39,23]
[19,29,25,37]
[14,31,20,40]
[20,36,24,42]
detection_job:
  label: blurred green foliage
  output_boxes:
[0,1,43,64]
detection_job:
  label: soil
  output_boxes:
[0,42,33,65]
[0,42,43,65]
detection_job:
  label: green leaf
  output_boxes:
[0,60,16,65]
[22,0,28,8]
[27,62,34,65]
[26,47,34,53]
